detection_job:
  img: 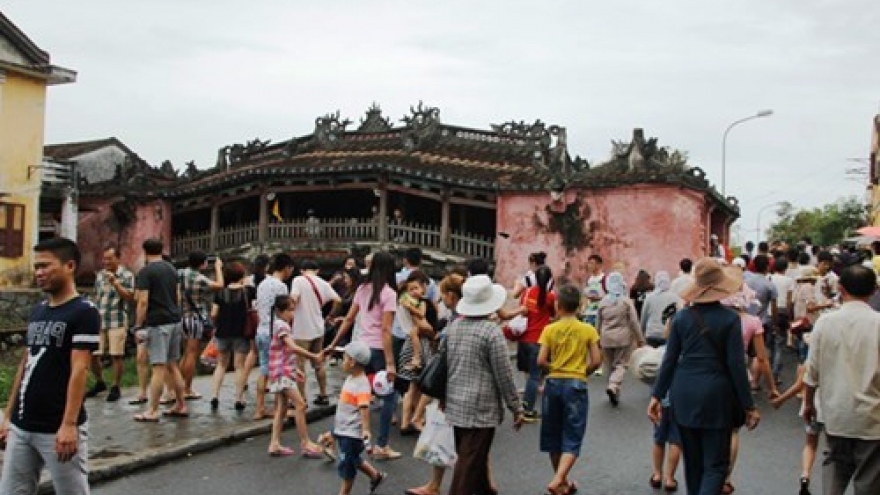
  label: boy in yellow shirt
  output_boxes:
[537,285,603,495]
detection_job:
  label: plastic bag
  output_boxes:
[413,403,457,468]
[506,315,528,337]
[200,339,218,368]
[629,345,664,383]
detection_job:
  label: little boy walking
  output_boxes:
[537,285,603,495]
[331,341,387,495]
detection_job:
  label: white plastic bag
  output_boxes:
[507,315,528,337]
[629,345,665,383]
[413,402,457,468]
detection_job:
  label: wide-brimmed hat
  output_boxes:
[680,257,743,303]
[457,275,507,316]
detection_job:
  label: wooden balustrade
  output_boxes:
[172,218,494,259]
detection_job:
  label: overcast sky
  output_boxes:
[6,0,878,244]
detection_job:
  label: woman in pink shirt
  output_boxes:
[326,251,401,460]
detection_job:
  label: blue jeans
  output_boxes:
[334,434,365,481]
[519,343,541,412]
[366,348,397,448]
[539,378,589,455]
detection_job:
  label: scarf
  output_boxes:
[653,271,671,294]
[602,272,626,304]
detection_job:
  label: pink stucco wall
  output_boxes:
[77,198,172,280]
[495,185,721,288]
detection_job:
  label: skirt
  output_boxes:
[397,335,436,382]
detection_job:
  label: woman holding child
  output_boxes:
[325,251,402,460]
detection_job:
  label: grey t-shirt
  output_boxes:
[135,260,181,326]
[744,272,777,325]
[334,374,371,439]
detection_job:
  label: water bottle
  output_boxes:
[364,436,373,455]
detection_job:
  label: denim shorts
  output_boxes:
[653,406,680,445]
[215,337,249,354]
[256,333,271,377]
[334,434,365,481]
[540,378,589,455]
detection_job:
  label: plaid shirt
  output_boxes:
[94,266,134,330]
[178,267,212,316]
[444,317,522,428]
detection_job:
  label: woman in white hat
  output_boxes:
[444,275,525,495]
[648,258,760,495]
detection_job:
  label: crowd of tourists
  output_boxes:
[0,236,878,495]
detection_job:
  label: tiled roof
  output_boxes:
[44,137,138,161]
[0,11,50,65]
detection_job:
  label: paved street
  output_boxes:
[92,363,819,495]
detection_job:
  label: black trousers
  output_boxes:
[676,424,732,495]
[450,427,496,495]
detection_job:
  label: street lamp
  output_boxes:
[721,109,774,196]
[756,201,784,243]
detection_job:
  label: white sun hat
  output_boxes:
[456,275,508,317]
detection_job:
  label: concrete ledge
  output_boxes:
[35,404,337,494]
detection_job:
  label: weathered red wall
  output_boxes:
[495,185,720,288]
[77,198,172,280]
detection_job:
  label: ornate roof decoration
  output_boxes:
[358,103,392,132]
[400,101,441,150]
[491,119,552,147]
[315,111,352,147]
[591,128,691,176]
[217,138,271,169]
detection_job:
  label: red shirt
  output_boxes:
[520,286,556,344]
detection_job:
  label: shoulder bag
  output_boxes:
[185,290,215,342]
[416,339,447,399]
[690,308,746,428]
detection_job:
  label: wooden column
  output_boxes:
[440,188,451,250]
[209,201,219,252]
[258,185,268,247]
[378,175,388,242]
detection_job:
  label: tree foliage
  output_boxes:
[767,196,866,246]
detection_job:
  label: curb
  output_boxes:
[36,404,337,494]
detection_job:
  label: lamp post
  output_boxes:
[721,109,774,196]
[756,201,783,243]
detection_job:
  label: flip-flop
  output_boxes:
[184,393,202,401]
[133,414,159,423]
[162,410,190,418]
[159,397,176,405]
[268,446,295,457]
[128,397,148,405]
[400,425,422,436]
[663,479,678,492]
[404,488,437,495]
[650,475,663,489]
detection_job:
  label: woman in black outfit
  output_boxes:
[209,262,256,411]
[648,258,760,495]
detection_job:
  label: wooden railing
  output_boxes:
[172,218,495,260]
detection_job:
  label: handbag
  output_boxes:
[240,288,259,339]
[185,291,215,342]
[416,339,447,399]
[690,308,747,428]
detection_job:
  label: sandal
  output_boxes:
[128,396,148,405]
[649,475,662,489]
[133,413,159,423]
[663,479,678,492]
[313,395,330,406]
[301,443,324,459]
[268,446,295,457]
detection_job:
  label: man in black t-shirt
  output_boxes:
[133,238,188,422]
[0,238,99,495]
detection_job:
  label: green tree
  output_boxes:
[767,196,866,246]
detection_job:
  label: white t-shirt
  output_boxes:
[256,276,289,337]
[290,274,340,341]
[770,273,795,310]
[670,273,693,297]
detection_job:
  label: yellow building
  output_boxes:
[871,115,880,226]
[0,12,75,286]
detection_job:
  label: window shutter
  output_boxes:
[0,203,25,258]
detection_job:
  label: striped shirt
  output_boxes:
[178,267,212,316]
[95,266,134,330]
